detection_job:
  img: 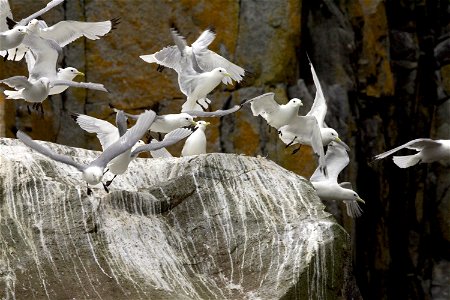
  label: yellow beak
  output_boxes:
[77,71,85,76]
[356,197,365,204]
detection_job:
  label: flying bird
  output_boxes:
[310,142,365,218]
[373,138,450,168]
[17,110,155,195]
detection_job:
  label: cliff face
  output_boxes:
[0,138,359,299]
[1,0,449,299]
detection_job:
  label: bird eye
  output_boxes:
[219,70,222,72]
[185,118,189,120]
[353,193,357,197]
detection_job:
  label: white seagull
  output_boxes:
[16,110,156,195]
[181,121,210,156]
[140,27,245,85]
[72,110,193,187]
[373,138,450,168]
[0,0,64,60]
[310,142,365,218]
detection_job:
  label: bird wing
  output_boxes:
[306,57,327,128]
[24,35,61,80]
[0,0,12,32]
[39,19,115,47]
[373,138,441,160]
[0,76,31,89]
[249,93,279,116]
[50,80,108,92]
[18,0,64,26]
[184,104,241,117]
[71,113,119,150]
[131,127,192,157]
[194,50,245,85]
[115,110,128,137]
[141,46,183,73]
[280,115,327,176]
[310,141,349,183]
[16,130,85,171]
[191,28,216,50]
[91,110,156,169]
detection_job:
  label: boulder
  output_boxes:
[0,137,360,299]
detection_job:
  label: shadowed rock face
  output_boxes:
[0,137,360,299]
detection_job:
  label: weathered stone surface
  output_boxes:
[0,137,359,299]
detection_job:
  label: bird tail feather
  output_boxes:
[345,201,363,218]
[392,155,421,168]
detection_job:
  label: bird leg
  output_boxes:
[27,105,32,115]
[277,130,282,137]
[291,145,302,154]
[105,175,117,187]
[158,132,162,140]
[157,65,165,72]
[196,100,208,111]
[103,168,109,175]
[86,183,93,196]
[102,182,109,193]
[285,136,297,148]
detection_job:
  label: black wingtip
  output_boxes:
[110,17,121,30]
[108,103,116,109]
[70,113,80,122]
[6,17,17,30]
[207,26,216,34]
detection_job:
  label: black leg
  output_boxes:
[27,105,31,115]
[158,132,162,140]
[103,168,109,175]
[87,183,92,196]
[285,136,297,148]
[196,100,207,111]
[291,145,302,154]
[102,182,110,193]
[105,175,117,187]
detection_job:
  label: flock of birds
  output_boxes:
[1,0,449,218]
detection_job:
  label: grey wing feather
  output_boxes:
[91,110,156,168]
[16,130,85,171]
[373,138,440,160]
[339,182,353,189]
[195,50,245,85]
[25,36,62,80]
[0,76,31,89]
[306,58,327,128]
[311,141,349,182]
[72,113,119,150]
[152,46,183,72]
[191,29,215,50]
[131,127,192,156]
[170,27,187,56]
[51,80,108,92]
[185,105,241,117]
[249,93,278,116]
[18,0,64,26]
[115,110,128,137]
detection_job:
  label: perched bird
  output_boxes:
[16,110,155,195]
[310,142,365,218]
[373,138,450,168]
[140,27,245,85]
[181,121,210,156]
[0,0,64,60]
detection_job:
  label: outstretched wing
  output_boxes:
[131,127,192,157]
[311,141,349,182]
[0,0,12,32]
[39,19,117,47]
[306,57,327,128]
[91,110,156,169]
[140,46,183,73]
[25,35,62,80]
[373,138,440,160]
[0,76,31,89]
[115,110,128,137]
[18,0,64,26]
[51,80,108,92]
[249,92,279,116]
[16,130,85,171]
[71,113,119,150]
[184,104,242,118]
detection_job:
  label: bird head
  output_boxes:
[82,167,104,185]
[58,67,84,80]
[215,67,231,78]
[179,113,196,126]
[288,98,303,108]
[321,128,350,151]
[15,26,29,35]
[194,120,210,129]
[27,19,40,32]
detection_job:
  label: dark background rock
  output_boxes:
[1,0,449,299]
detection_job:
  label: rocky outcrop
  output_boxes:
[0,137,359,299]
